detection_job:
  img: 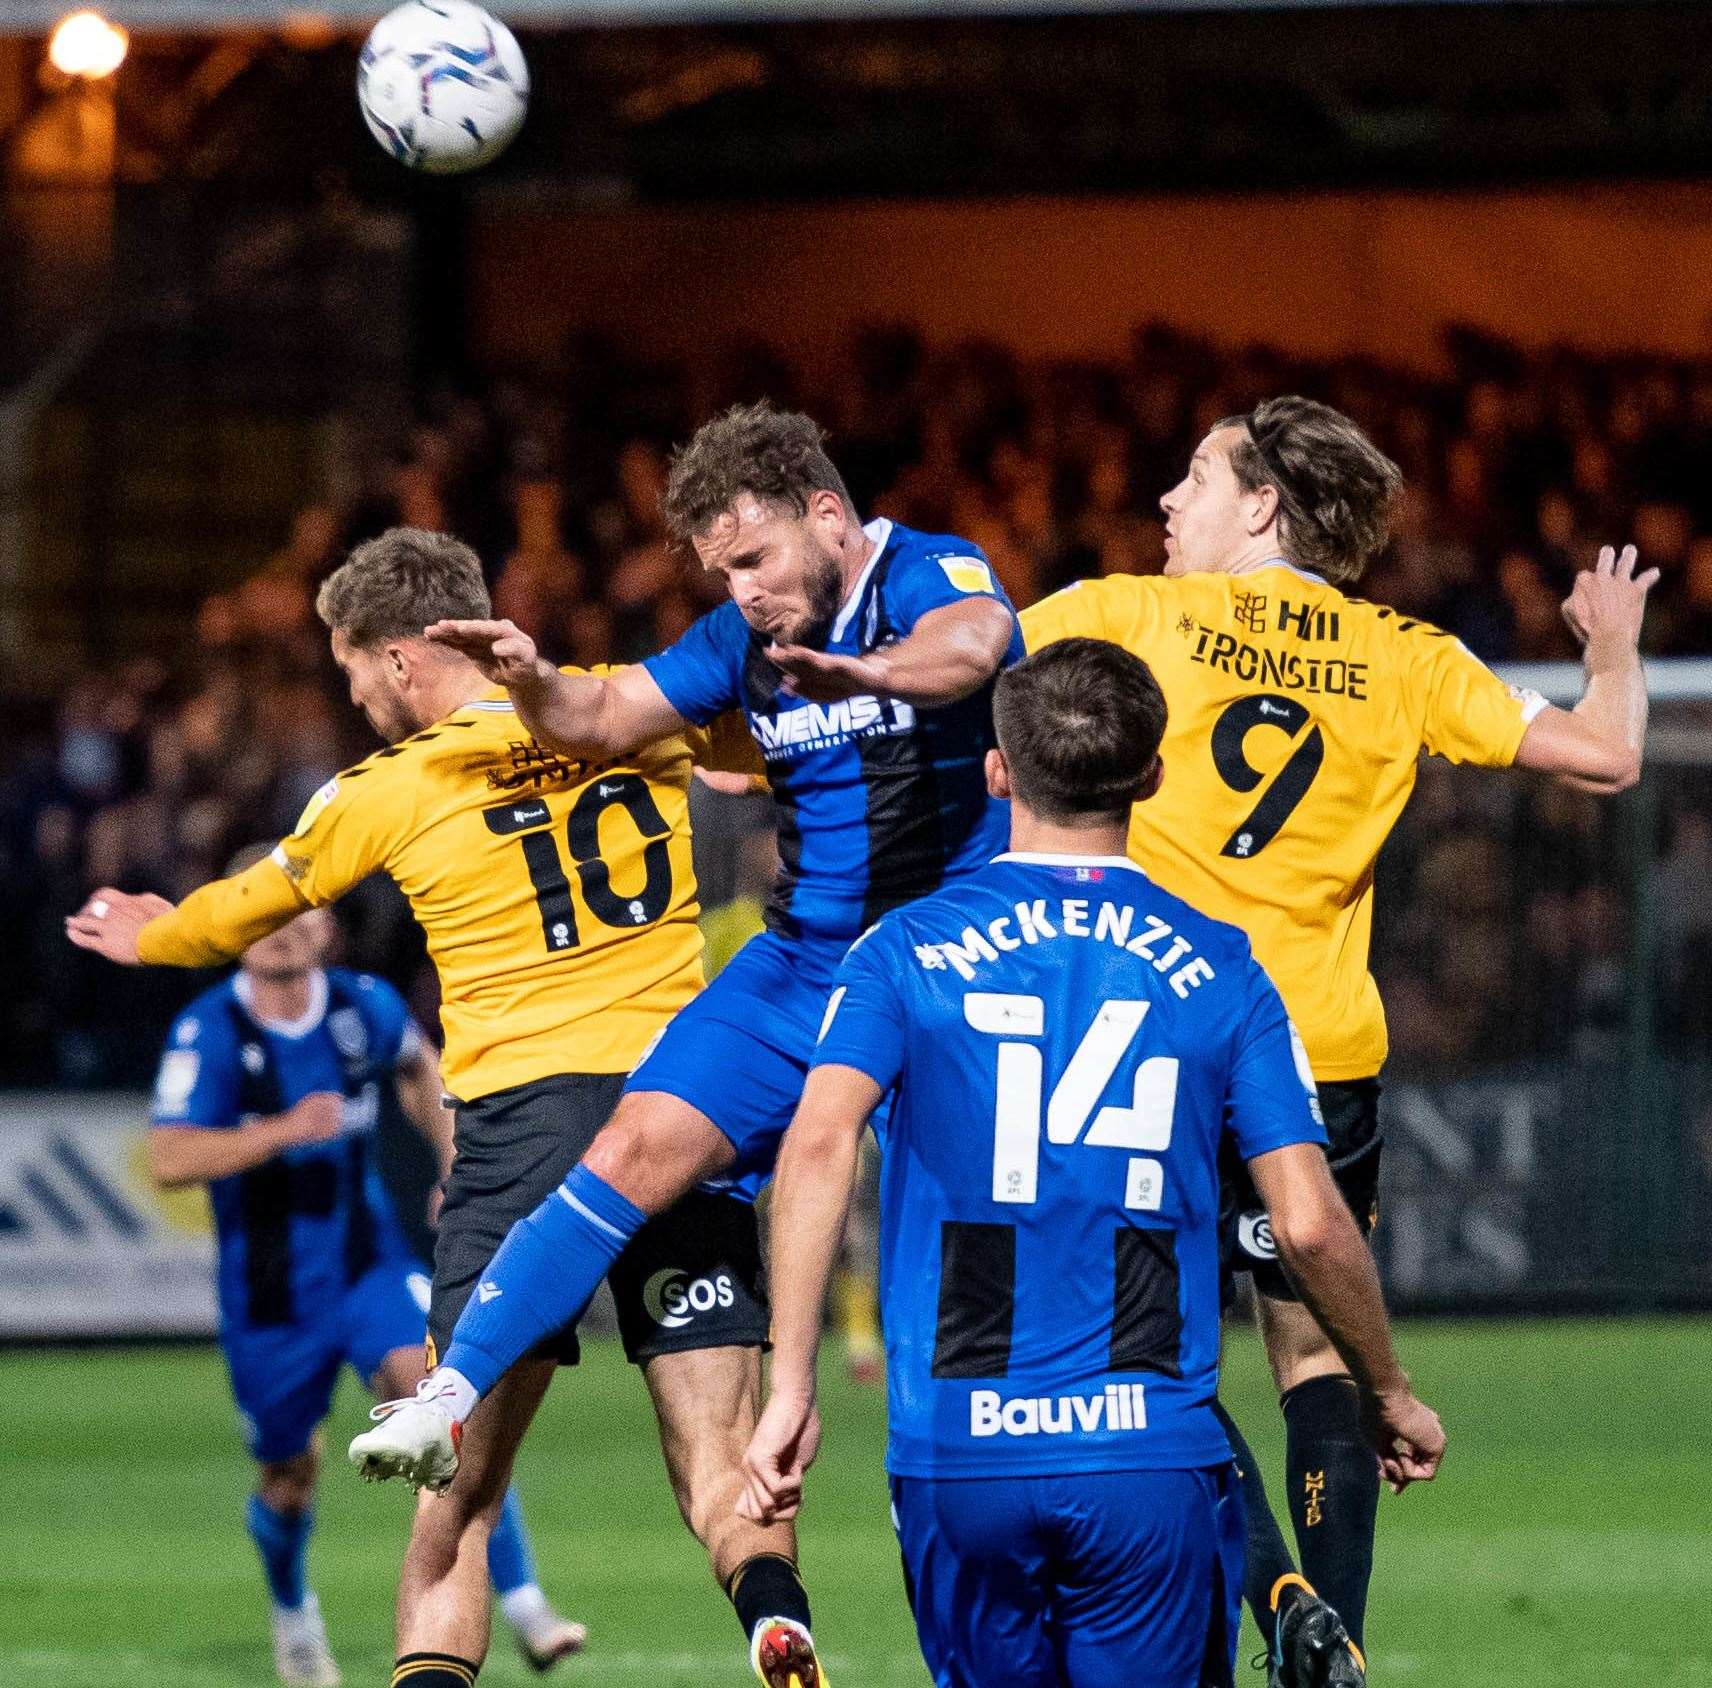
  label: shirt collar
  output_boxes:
[234,968,329,1040]
[831,518,894,643]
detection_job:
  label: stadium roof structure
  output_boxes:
[0,0,1600,27]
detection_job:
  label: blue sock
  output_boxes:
[442,1164,646,1401]
[486,1487,537,1596]
[245,1493,312,1611]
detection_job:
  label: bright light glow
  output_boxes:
[49,11,129,79]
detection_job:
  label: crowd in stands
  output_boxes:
[3,320,1710,1088]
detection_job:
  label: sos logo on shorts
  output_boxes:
[642,1268,735,1330]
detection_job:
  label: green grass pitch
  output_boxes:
[3,1319,1708,1687]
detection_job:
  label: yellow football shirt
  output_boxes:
[1022,566,1545,1080]
[265,684,718,1099]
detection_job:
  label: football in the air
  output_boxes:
[358,1,529,175]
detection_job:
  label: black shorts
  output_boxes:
[429,1071,769,1368]
[1221,1077,1383,1304]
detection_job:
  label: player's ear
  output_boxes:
[1136,755,1164,804]
[1246,482,1280,538]
[985,747,1013,801]
[807,488,851,545]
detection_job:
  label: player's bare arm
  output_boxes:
[149,1092,345,1189]
[395,1038,456,1184]
[1514,542,1657,794]
[423,617,689,760]
[738,1063,881,1527]
[768,596,1016,706]
[67,857,308,970]
[1247,1141,1446,1493]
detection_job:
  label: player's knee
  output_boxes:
[258,1452,318,1513]
[581,1119,651,1196]
[583,1095,732,1210]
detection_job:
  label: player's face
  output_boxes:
[331,628,418,742]
[693,490,849,648]
[242,907,332,981]
[1159,427,1254,576]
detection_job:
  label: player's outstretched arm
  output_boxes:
[1247,1143,1446,1494]
[1514,542,1657,794]
[149,1093,344,1189]
[67,857,307,968]
[768,597,1016,707]
[423,617,688,759]
[738,1063,881,1527]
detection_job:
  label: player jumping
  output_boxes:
[145,858,582,1685]
[348,401,1022,1688]
[739,638,1444,1687]
[1021,396,1654,1683]
[68,527,794,1688]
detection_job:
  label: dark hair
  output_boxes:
[315,527,490,646]
[1215,396,1403,585]
[993,638,1168,823]
[662,400,856,543]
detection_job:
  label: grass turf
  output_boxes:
[2,1318,1709,1687]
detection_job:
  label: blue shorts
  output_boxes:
[891,1465,1244,1688]
[222,1258,430,1463]
[626,929,851,1199]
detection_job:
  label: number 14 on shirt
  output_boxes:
[965,994,1178,1210]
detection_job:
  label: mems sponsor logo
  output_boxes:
[970,1383,1148,1438]
[749,695,916,760]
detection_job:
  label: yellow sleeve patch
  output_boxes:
[938,557,995,595]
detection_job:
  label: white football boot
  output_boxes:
[348,1379,462,1492]
[271,1593,341,1688]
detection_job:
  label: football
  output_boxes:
[357,0,529,175]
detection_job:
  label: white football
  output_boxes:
[358,1,529,175]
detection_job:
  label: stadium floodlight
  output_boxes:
[48,10,128,79]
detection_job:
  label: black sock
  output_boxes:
[1282,1375,1379,1652]
[726,1552,812,1641]
[391,1653,478,1688]
[1213,1399,1300,1648]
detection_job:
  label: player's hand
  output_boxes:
[1364,1385,1445,1494]
[64,888,174,965]
[738,1388,822,1524]
[1562,544,1659,662]
[282,1092,345,1145]
[424,618,553,694]
[767,643,885,704]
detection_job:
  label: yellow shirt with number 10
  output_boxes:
[1021,566,1544,1081]
[267,680,754,1100]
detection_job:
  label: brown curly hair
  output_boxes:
[1215,396,1402,585]
[662,400,856,543]
[315,527,490,646]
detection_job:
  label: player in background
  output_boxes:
[1021,396,1654,1684]
[147,858,583,1686]
[351,401,1021,1688]
[68,528,798,1688]
[739,639,1444,1688]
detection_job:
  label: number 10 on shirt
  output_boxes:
[964,994,1179,1210]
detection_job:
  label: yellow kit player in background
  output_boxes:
[67,528,812,1688]
[1021,396,1654,1688]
